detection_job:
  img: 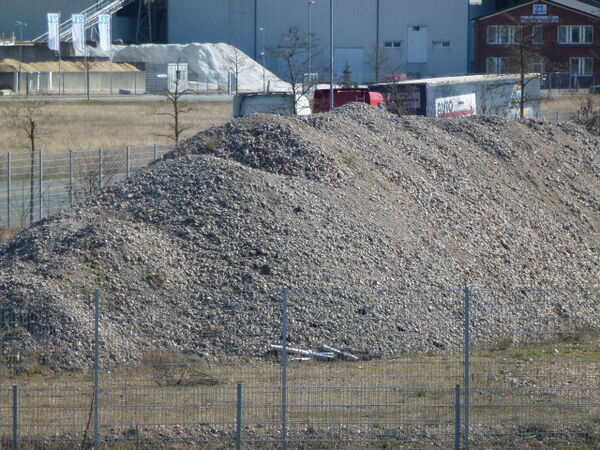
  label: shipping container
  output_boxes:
[370,74,541,118]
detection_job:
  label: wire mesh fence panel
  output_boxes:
[0,145,173,229]
[18,386,93,447]
[468,287,600,449]
[0,287,599,447]
[101,385,238,446]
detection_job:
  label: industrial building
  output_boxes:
[0,1,547,83]
[475,0,600,88]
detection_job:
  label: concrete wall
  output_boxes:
[0,42,72,62]
[3,71,145,94]
[168,0,471,82]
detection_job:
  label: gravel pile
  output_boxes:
[0,103,598,368]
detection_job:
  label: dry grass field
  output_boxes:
[540,92,589,113]
[0,336,598,448]
[0,100,232,153]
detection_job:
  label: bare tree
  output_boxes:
[365,42,394,83]
[497,21,563,118]
[364,42,412,115]
[226,45,249,93]
[156,67,193,144]
[573,95,600,135]
[4,101,49,224]
[270,25,320,115]
[73,149,126,200]
[81,57,99,101]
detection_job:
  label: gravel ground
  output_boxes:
[0,103,598,368]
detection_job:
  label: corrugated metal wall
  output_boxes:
[1,0,480,78]
[0,0,91,40]
[0,0,136,42]
[168,0,470,81]
[168,1,230,48]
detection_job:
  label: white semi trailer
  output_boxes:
[370,74,541,119]
[233,92,311,117]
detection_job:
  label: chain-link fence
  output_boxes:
[0,287,598,448]
[0,145,172,229]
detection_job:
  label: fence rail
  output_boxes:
[0,144,172,229]
[0,287,599,448]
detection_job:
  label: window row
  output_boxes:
[383,40,451,49]
[486,56,593,75]
[487,25,593,44]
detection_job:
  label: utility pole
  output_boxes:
[259,27,266,91]
[16,21,27,94]
[308,1,316,81]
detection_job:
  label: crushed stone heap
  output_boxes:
[0,103,598,368]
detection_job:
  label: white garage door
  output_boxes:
[334,48,364,84]
[407,26,428,64]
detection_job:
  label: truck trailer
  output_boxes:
[369,74,541,119]
[312,88,386,112]
[233,92,311,117]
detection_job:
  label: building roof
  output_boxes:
[0,58,141,73]
[372,74,531,87]
[475,0,600,21]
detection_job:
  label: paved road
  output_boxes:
[0,93,233,103]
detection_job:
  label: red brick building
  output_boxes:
[475,0,600,87]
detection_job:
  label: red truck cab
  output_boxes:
[313,88,385,112]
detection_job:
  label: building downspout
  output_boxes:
[376,0,380,82]
[254,0,258,60]
[467,3,472,74]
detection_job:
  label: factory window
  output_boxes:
[531,61,545,73]
[432,40,451,48]
[486,57,509,74]
[532,25,543,44]
[558,25,593,44]
[487,25,521,44]
[570,57,593,75]
[384,41,402,48]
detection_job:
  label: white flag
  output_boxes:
[98,14,111,52]
[71,14,85,52]
[47,13,60,51]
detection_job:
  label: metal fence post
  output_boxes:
[454,384,461,450]
[153,144,158,161]
[281,287,289,450]
[236,383,243,450]
[94,289,101,450]
[69,151,74,208]
[464,286,472,450]
[7,152,11,229]
[39,150,43,220]
[12,386,19,450]
[98,148,104,190]
[126,146,131,178]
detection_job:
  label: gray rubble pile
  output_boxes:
[0,103,599,368]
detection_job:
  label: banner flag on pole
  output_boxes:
[47,13,60,51]
[72,14,85,52]
[98,14,111,52]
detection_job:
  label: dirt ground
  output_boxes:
[0,100,232,153]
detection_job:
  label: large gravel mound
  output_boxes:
[0,104,598,368]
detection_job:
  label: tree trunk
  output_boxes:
[519,45,525,119]
[29,129,35,225]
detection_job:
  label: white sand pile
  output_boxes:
[88,42,289,92]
